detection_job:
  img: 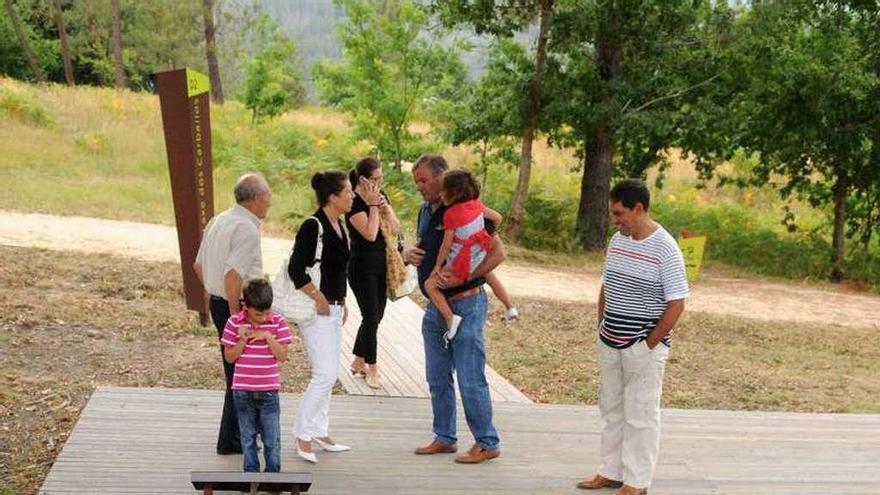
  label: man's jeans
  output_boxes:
[233,390,281,472]
[422,290,500,450]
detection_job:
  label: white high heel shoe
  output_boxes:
[313,437,351,452]
[295,439,317,463]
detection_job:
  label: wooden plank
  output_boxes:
[336,290,532,403]
[39,387,880,495]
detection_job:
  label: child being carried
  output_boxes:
[424,169,503,344]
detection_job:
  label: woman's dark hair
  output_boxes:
[311,170,348,207]
[349,157,381,186]
[242,278,273,311]
[441,169,480,205]
[610,178,650,211]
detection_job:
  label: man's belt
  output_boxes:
[448,286,481,302]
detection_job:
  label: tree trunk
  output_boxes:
[111,0,126,88]
[578,122,614,250]
[576,29,620,251]
[479,138,489,192]
[53,0,75,85]
[3,0,45,82]
[830,171,848,282]
[506,0,553,243]
[393,131,402,172]
[202,0,224,104]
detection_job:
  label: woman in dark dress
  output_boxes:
[289,171,354,463]
[345,158,400,389]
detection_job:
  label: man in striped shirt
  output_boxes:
[221,279,292,473]
[578,179,689,495]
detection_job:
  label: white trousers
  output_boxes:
[597,339,670,489]
[294,305,343,441]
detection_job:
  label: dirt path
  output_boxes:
[3,210,878,329]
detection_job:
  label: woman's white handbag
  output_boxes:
[272,217,322,325]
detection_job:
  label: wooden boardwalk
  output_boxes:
[41,387,880,495]
[336,293,531,403]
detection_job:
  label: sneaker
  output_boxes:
[503,307,519,321]
[444,314,462,342]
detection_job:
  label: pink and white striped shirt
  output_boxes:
[220,310,293,391]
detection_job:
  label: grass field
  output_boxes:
[483,296,880,412]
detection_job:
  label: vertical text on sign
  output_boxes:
[192,97,209,229]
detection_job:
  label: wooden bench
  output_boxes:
[190,471,312,494]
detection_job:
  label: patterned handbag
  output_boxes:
[272,217,323,325]
[381,217,416,300]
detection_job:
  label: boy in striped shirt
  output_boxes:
[577,179,688,495]
[221,278,292,473]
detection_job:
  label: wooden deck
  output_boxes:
[336,294,532,403]
[41,387,880,495]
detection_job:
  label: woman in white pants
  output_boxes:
[288,171,354,463]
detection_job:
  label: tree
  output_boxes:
[709,1,880,281]
[434,0,556,242]
[314,0,464,170]
[543,0,731,251]
[110,0,125,88]
[0,0,205,87]
[432,38,532,191]
[212,0,263,98]
[202,0,223,103]
[65,0,203,88]
[52,0,74,85]
[241,13,305,124]
[3,0,45,81]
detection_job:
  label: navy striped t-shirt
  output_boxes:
[600,226,689,349]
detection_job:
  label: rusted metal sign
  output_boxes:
[156,68,213,323]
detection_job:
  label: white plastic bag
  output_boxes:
[388,264,418,301]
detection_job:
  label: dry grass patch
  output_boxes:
[0,246,313,495]
[483,296,880,412]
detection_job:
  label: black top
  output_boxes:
[345,192,387,273]
[288,208,350,300]
[416,202,496,297]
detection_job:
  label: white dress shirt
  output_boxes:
[195,204,263,298]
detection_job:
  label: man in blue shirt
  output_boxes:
[404,154,505,464]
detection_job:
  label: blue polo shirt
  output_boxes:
[416,202,496,297]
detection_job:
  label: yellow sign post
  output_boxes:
[678,235,707,282]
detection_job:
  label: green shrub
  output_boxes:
[269,125,313,160]
[520,192,579,251]
[653,199,880,288]
[0,87,52,127]
[74,131,110,155]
